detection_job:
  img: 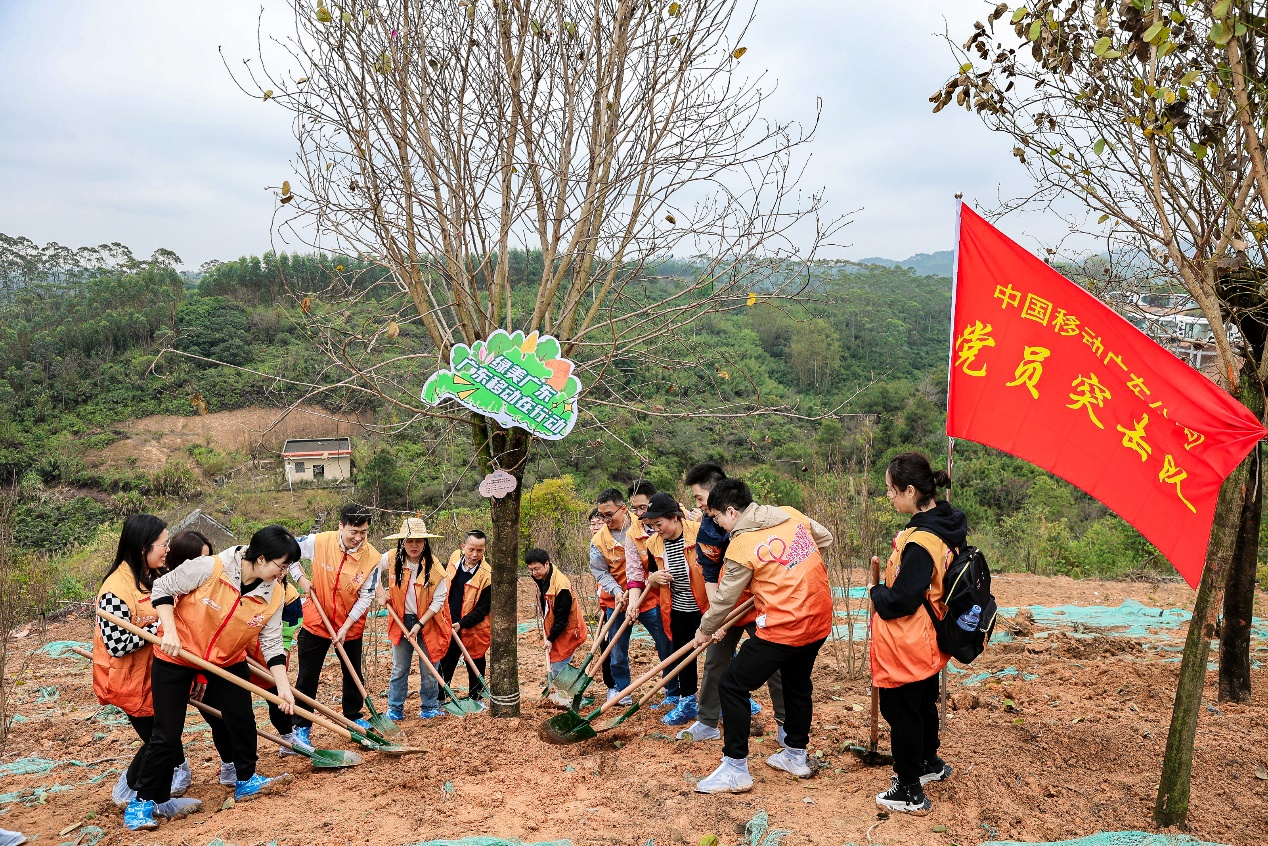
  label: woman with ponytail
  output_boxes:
[377,518,451,720]
[870,451,966,815]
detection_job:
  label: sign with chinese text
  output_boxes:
[479,469,519,499]
[422,330,581,440]
[948,204,1267,587]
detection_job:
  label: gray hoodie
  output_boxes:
[697,503,833,636]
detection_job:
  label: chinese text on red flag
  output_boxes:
[947,205,1267,587]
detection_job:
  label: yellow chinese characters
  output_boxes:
[994,284,1021,309]
[1021,293,1052,325]
[1005,346,1050,399]
[1159,454,1197,513]
[954,321,995,377]
[1116,413,1151,462]
[1067,373,1112,428]
[1182,427,1205,451]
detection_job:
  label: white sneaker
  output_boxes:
[606,687,633,706]
[110,770,136,807]
[676,721,721,742]
[776,722,788,749]
[218,760,237,786]
[766,747,814,778]
[277,730,302,756]
[169,760,192,796]
[605,687,619,703]
[693,757,754,794]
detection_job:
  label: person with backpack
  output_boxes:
[870,451,966,815]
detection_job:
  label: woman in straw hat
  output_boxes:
[378,517,452,720]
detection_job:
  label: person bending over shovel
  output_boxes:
[122,526,300,831]
[288,504,382,748]
[439,530,492,705]
[526,547,586,680]
[378,517,451,720]
[692,479,834,794]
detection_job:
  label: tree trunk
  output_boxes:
[481,422,531,718]
[1154,453,1250,828]
[1219,445,1259,704]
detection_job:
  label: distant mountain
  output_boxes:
[857,251,953,278]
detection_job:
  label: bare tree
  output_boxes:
[229,0,844,716]
[935,0,1267,827]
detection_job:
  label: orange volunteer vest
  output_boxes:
[726,506,833,647]
[592,519,658,613]
[644,520,709,640]
[447,550,493,659]
[541,565,587,663]
[93,566,159,717]
[870,528,951,688]
[301,532,381,641]
[155,555,285,669]
[387,552,452,663]
[246,581,299,688]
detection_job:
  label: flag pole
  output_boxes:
[941,193,964,727]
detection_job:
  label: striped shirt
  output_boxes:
[663,536,699,613]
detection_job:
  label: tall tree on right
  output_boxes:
[935,0,1266,828]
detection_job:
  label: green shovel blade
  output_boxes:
[304,747,364,768]
[593,703,640,732]
[364,700,404,737]
[542,664,588,699]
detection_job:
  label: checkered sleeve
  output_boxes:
[96,593,156,657]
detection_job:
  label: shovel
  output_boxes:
[95,608,424,756]
[243,655,391,748]
[69,647,362,768]
[541,608,618,702]
[540,598,754,745]
[848,556,893,766]
[561,613,632,708]
[381,605,484,716]
[447,624,489,699]
[306,591,404,739]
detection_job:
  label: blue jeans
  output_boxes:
[604,605,677,696]
[389,633,439,711]
[549,659,572,678]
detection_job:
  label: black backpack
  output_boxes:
[925,544,997,664]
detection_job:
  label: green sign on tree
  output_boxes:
[421,330,581,440]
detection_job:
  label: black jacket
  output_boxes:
[871,501,967,621]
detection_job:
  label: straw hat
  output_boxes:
[383,517,442,540]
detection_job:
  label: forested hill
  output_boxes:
[1,236,1218,609]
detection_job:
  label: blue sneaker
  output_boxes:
[234,772,292,802]
[652,694,680,712]
[750,697,762,715]
[662,694,698,727]
[291,726,314,752]
[353,718,374,732]
[419,706,444,719]
[124,798,158,831]
[387,707,405,722]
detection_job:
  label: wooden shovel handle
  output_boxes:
[586,614,632,681]
[95,608,354,743]
[447,624,486,682]
[580,608,620,664]
[244,655,358,733]
[594,598,755,717]
[306,589,371,700]
[68,646,294,753]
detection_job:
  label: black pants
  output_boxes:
[136,659,257,801]
[668,609,703,697]
[438,639,486,699]
[719,636,824,760]
[878,673,941,786]
[293,628,365,728]
[125,715,153,789]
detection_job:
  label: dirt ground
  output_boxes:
[90,405,373,472]
[2,573,1265,846]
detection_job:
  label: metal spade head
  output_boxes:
[305,747,364,768]
[365,701,405,738]
[592,702,641,732]
[539,707,598,745]
[441,697,485,717]
[541,664,588,700]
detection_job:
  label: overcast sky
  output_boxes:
[0,0,1055,269]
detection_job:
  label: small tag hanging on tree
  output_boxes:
[479,469,518,499]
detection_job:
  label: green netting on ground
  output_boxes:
[981,832,1230,846]
[38,640,91,658]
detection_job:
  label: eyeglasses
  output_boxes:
[597,507,624,519]
[630,504,649,515]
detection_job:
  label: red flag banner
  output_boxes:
[947,204,1267,587]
